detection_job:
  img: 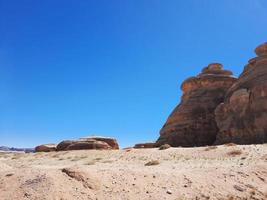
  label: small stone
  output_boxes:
[159,144,171,150]
[233,185,245,192]
[166,190,172,194]
[24,193,31,197]
[145,160,160,166]
[5,173,14,177]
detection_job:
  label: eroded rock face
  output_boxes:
[215,42,267,144]
[66,141,111,150]
[56,140,75,151]
[56,136,119,151]
[156,63,237,147]
[79,136,119,149]
[35,144,57,152]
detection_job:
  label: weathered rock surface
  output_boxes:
[80,136,119,149]
[56,136,119,151]
[67,141,111,150]
[134,142,156,149]
[35,144,57,152]
[215,42,267,144]
[156,63,237,147]
[56,140,74,151]
[159,144,171,150]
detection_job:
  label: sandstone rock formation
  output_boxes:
[80,136,119,149]
[134,142,156,149]
[56,136,119,151]
[156,63,237,147]
[55,140,72,151]
[158,144,171,150]
[35,144,57,152]
[66,140,111,150]
[215,42,267,144]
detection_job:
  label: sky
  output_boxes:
[1,0,267,148]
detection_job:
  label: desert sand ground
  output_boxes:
[0,144,267,200]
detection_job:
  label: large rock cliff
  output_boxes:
[156,63,237,147]
[215,42,267,144]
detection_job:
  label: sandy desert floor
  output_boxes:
[0,144,267,200]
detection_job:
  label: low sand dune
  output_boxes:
[0,144,267,200]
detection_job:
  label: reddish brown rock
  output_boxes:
[156,63,237,147]
[66,141,111,150]
[134,142,156,149]
[56,140,75,151]
[215,42,267,145]
[79,136,119,149]
[159,144,171,150]
[56,136,119,151]
[35,144,57,152]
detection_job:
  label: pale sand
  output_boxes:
[0,144,267,200]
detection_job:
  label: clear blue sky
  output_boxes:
[1,0,267,148]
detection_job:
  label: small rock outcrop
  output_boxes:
[56,140,74,151]
[159,144,171,150]
[156,63,237,147]
[35,144,57,152]
[66,140,111,150]
[80,136,119,149]
[56,136,119,151]
[215,42,267,144]
[134,142,156,149]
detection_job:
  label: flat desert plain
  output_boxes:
[0,144,267,200]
